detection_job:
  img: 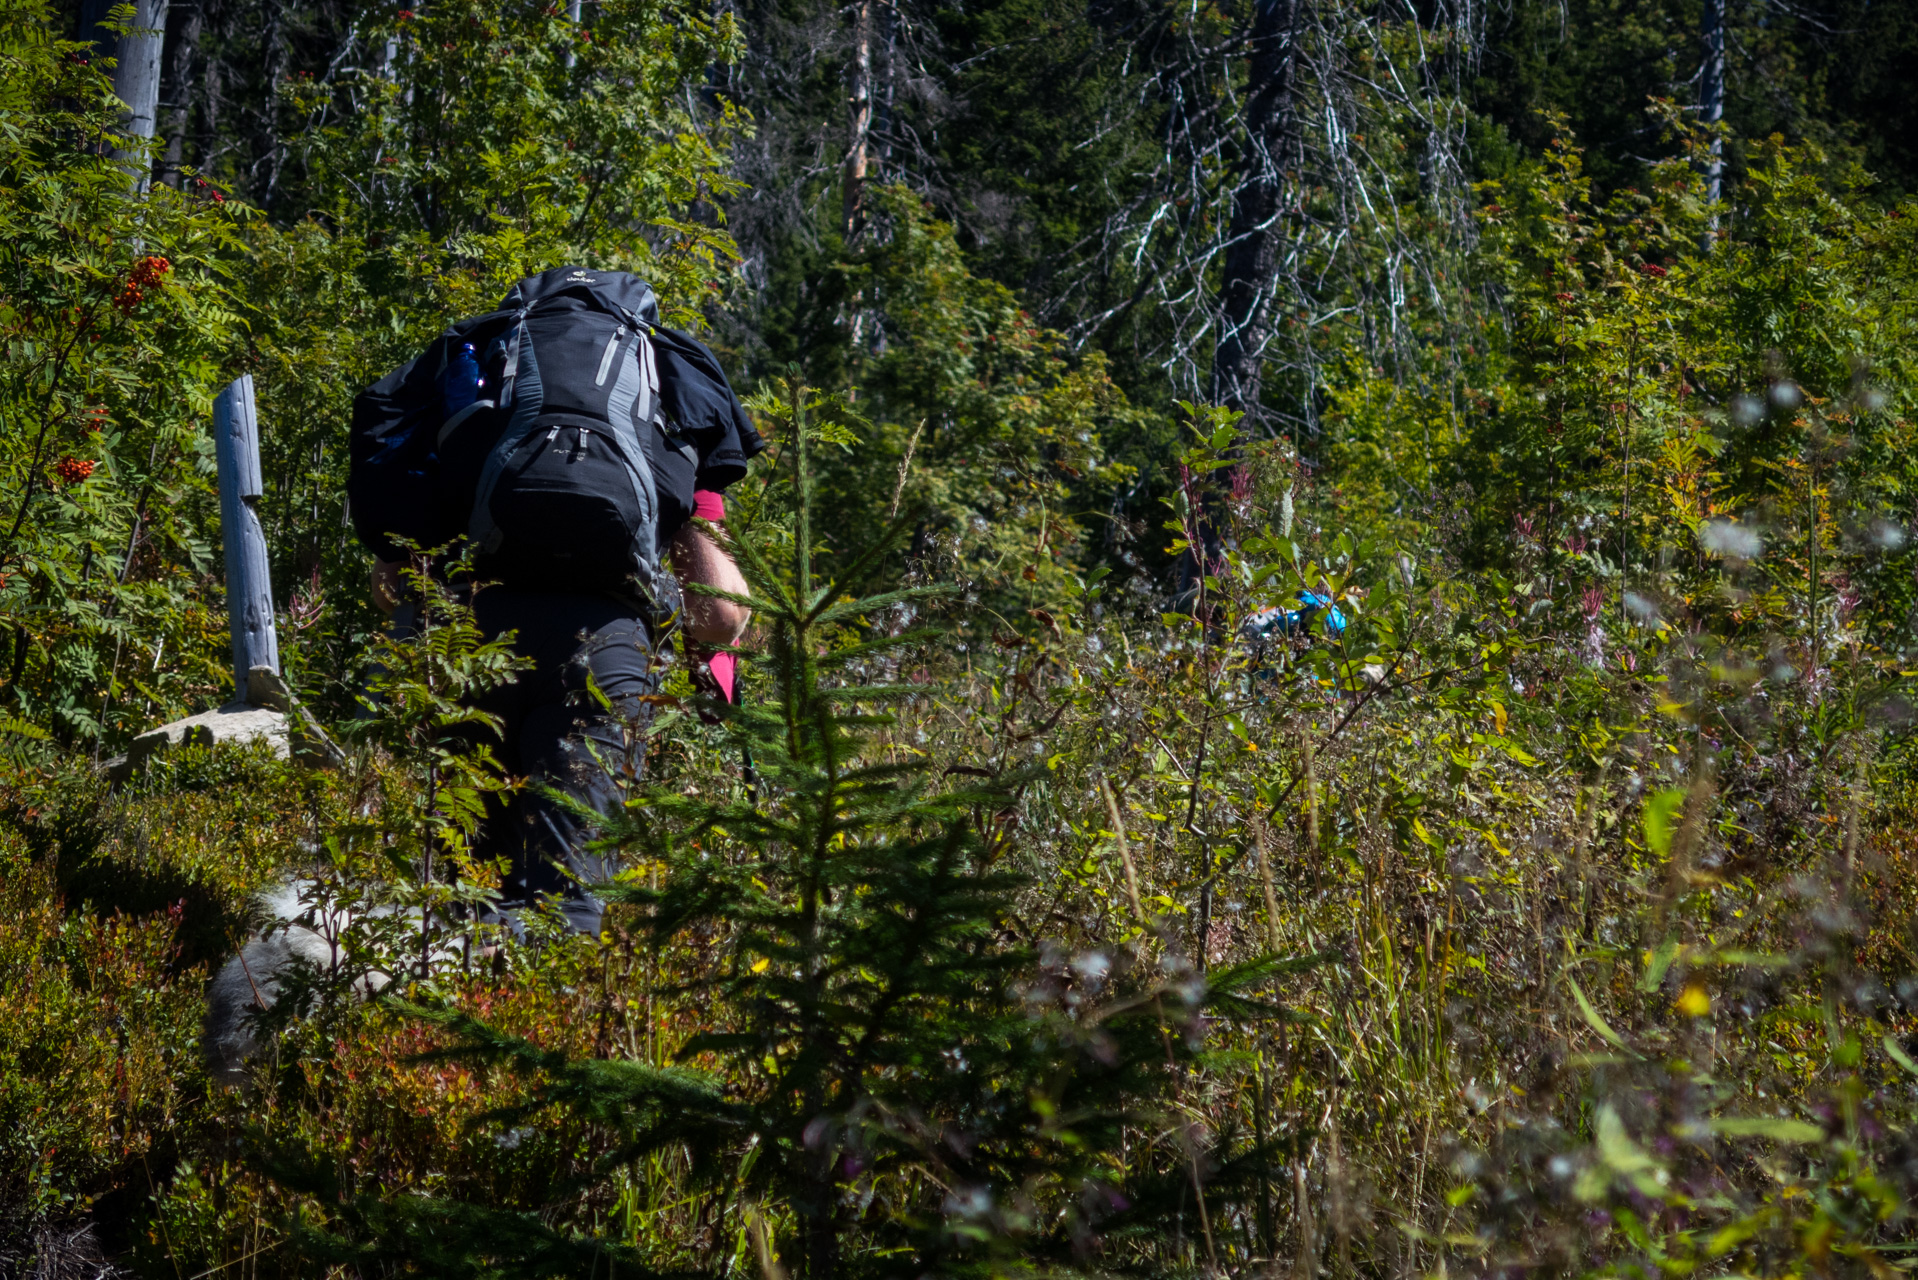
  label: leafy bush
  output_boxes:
[0,828,202,1233]
[0,0,246,744]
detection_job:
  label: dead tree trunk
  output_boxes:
[159,0,202,187]
[1209,0,1306,428]
[81,0,172,191]
[1179,0,1306,605]
[844,0,874,241]
[1700,0,1726,245]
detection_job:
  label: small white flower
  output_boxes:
[1071,952,1111,982]
[1699,519,1762,560]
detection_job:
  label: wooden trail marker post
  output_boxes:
[107,375,304,780]
[213,375,280,697]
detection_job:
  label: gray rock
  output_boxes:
[203,879,489,1090]
[107,701,288,783]
[202,880,390,1090]
[103,668,344,783]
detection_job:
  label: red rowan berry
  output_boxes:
[54,457,96,485]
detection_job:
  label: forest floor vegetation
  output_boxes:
[6,0,1918,1274]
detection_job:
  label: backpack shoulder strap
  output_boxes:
[468,330,547,553]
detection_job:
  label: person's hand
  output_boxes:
[370,558,406,614]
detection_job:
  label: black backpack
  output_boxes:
[349,268,755,623]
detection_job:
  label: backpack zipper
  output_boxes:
[594,326,627,387]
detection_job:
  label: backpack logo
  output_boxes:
[566,270,598,284]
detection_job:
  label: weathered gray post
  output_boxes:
[213,375,280,699]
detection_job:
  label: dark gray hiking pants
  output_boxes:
[469,587,660,935]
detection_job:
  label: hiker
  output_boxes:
[348,267,764,935]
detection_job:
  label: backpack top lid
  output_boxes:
[501,267,659,324]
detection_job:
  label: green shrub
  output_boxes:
[0,830,203,1232]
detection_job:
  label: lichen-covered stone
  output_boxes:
[107,702,288,782]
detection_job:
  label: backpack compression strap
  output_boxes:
[496,306,532,409]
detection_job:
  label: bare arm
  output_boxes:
[672,520,751,645]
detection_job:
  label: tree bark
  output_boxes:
[1700,0,1726,242]
[1179,0,1306,604]
[260,1,290,203]
[198,22,222,169]
[1209,0,1306,427]
[159,0,202,187]
[843,0,874,242]
[81,0,172,191]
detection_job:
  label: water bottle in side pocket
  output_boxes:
[440,341,484,416]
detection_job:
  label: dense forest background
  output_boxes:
[6,0,1918,1273]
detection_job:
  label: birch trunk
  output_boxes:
[81,0,172,191]
[1700,0,1726,245]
